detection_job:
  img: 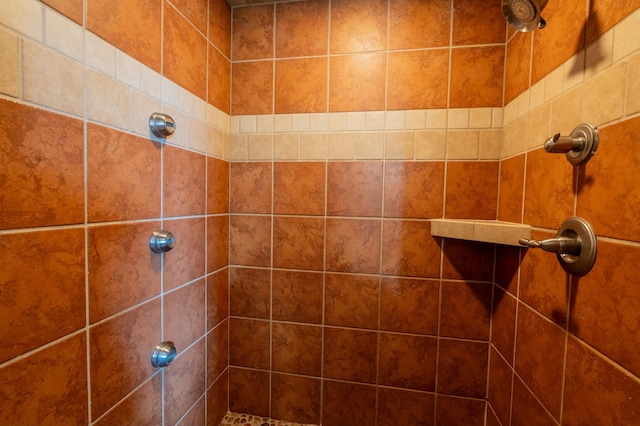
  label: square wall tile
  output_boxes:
[325,273,379,329]
[0,333,88,425]
[377,387,435,426]
[207,215,229,272]
[505,32,532,105]
[229,318,270,369]
[322,380,376,426]
[491,287,517,363]
[276,0,328,58]
[275,58,328,114]
[452,0,505,45]
[440,281,492,340]
[230,162,272,214]
[380,277,439,335]
[325,218,381,274]
[232,4,273,61]
[163,145,206,217]
[271,373,321,425]
[164,339,206,426]
[445,161,498,220]
[87,0,161,72]
[0,229,85,364]
[274,162,325,215]
[388,50,449,110]
[229,215,271,267]
[272,270,323,324]
[0,100,84,230]
[229,368,269,417]
[170,0,207,34]
[498,154,525,222]
[384,161,445,219]
[93,374,162,426]
[442,239,494,282]
[329,53,386,112]
[327,161,383,216]
[230,267,270,319]
[389,0,450,49]
[272,322,322,376]
[323,327,377,383]
[450,46,504,108]
[207,157,229,214]
[209,0,231,58]
[164,279,206,352]
[330,0,387,54]
[378,332,438,391]
[381,220,441,278]
[209,45,231,115]
[488,347,513,426]
[273,216,324,270]
[510,375,557,426]
[207,268,229,329]
[435,395,486,426]
[232,61,273,115]
[88,222,161,323]
[207,319,228,385]
[437,339,489,398]
[87,123,160,222]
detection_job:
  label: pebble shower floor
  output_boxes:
[219,412,317,426]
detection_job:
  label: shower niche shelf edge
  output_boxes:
[430,219,531,246]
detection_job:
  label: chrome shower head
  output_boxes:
[502,0,547,32]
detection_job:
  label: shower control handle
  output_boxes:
[149,230,175,253]
[544,133,584,153]
[543,123,599,166]
[149,112,175,138]
[518,236,581,255]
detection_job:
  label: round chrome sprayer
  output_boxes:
[502,0,548,32]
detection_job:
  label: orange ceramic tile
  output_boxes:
[0,229,84,364]
[274,162,325,215]
[505,32,532,105]
[577,117,640,241]
[379,277,440,335]
[207,268,229,329]
[164,339,206,426]
[271,373,321,425]
[491,287,517,363]
[323,327,377,383]
[89,299,161,419]
[519,230,568,327]
[87,0,162,72]
[275,57,328,114]
[437,339,489,398]
[322,380,376,426]
[531,0,587,84]
[229,215,271,267]
[164,279,205,351]
[378,332,438,391]
[209,0,232,58]
[450,46,505,108]
[384,161,445,219]
[381,220,442,278]
[510,375,557,426]
[329,53,385,112]
[170,0,207,34]
[230,267,270,319]
[229,318,270,369]
[163,217,205,290]
[523,148,574,229]
[209,45,232,114]
[442,239,495,282]
[440,281,492,340]
[207,319,228,385]
[163,145,206,217]
[435,395,487,425]
[87,123,160,223]
[0,99,84,230]
[388,50,449,110]
[272,322,322,376]
[586,0,640,43]
[0,333,88,425]
[164,3,207,99]
[208,370,229,425]
[514,303,565,418]
[569,240,640,377]
[330,0,387,54]
[325,273,379,329]
[273,216,324,270]
[452,0,506,45]
[230,162,272,214]
[389,0,450,50]
[377,387,435,426]
[42,0,83,24]
[229,367,269,417]
[207,215,229,272]
[178,397,205,425]
[495,244,521,295]
[327,161,383,217]
[272,270,323,324]
[325,218,381,274]
[232,4,274,60]
[93,375,162,426]
[488,347,513,426]
[276,0,328,58]
[232,60,274,115]
[208,157,230,214]
[445,161,499,220]
[88,222,161,323]
[563,337,640,425]
[498,154,525,222]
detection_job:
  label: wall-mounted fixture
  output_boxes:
[544,123,599,166]
[151,341,177,368]
[502,0,548,32]
[519,216,597,276]
[149,230,175,253]
[149,112,176,138]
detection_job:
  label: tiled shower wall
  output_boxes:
[491,0,640,424]
[227,1,505,424]
[0,0,231,425]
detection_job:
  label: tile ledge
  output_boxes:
[430,219,531,246]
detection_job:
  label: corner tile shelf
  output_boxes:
[430,219,531,246]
